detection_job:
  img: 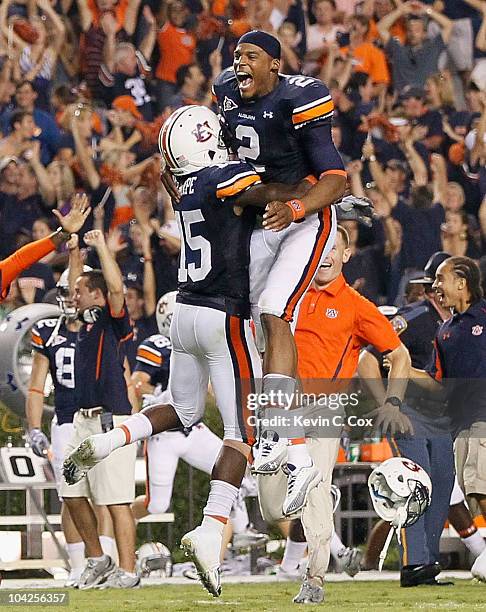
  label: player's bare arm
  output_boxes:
[83,230,125,315]
[25,351,51,457]
[231,178,313,209]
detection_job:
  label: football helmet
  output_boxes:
[156,291,177,338]
[136,542,172,577]
[368,457,432,529]
[158,105,228,175]
[56,266,92,317]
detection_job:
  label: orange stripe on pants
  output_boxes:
[283,208,333,322]
[229,316,255,446]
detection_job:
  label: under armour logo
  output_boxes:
[223,96,238,112]
[263,111,273,119]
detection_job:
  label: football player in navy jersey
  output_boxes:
[26,257,114,587]
[63,105,320,597]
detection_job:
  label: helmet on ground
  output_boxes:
[156,291,177,338]
[158,105,228,175]
[368,457,432,529]
[56,266,92,316]
[136,542,172,578]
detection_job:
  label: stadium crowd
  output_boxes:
[0,0,484,318]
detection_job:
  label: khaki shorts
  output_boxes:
[454,422,486,516]
[60,411,137,505]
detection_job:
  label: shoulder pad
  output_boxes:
[142,334,172,351]
[213,68,237,94]
[279,75,333,128]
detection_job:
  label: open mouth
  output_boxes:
[320,262,332,269]
[236,71,254,91]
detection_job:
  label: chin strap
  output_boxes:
[378,504,409,571]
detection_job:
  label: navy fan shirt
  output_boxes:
[75,302,133,414]
[213,69,345,183]
[133,334,171,390]
[31,318,78,425]
[427,298,486,434]
[174,161,260,317]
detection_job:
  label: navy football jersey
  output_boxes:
[134,334,171,390]
[213,69,344,183]
[75,302,133,414]
[31,318,78,425]
[174,161,260,315]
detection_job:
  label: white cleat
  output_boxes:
[471,549,486,582]
[63,434,111,485]
[252,431,287,475]
[282,462,322,516]
[180,526,222,597]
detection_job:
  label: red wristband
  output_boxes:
[285,199,306,221]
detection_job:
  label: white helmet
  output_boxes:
[136,542,172,577]
[158,105,228,176]
[368,457,432,529]
[56,266,92,316]
[156,291,177,338]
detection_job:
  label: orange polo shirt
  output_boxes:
[295,274,400,380]
[341,42,390,85]
[156,23,196,83]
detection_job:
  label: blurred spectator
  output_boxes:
[155,1,196,113]
[401,86,444,152]
[340,15,390,95]
[99,8,157,121]
[378,1,453,92]
[305,0,344,76]
[0,110,37,160]
[441,208,481,259]
[1,81,61,164]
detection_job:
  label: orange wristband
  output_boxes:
[28,388,44,395]
[285,199,306,221]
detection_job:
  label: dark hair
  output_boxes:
[175,63,196,89]
[478,255,486,296]
[80,270,108,299]
[447,256,483,304]
[315,0,336,8]
[10,110,32,130]
[52,84,77,105]
[16,80,35,92]
[34,216,57,231]
[411,185,432,210]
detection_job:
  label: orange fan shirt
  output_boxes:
[341,42,390,85]
[155,23,196,83]
[295,274,400,380]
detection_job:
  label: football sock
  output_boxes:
[112,413,153,447]
[281,538,307,572]
[66,541,85,571]
[330,530,346,559]
[262,374,296,408]
[99,535,116,558]
[203,480,239,527]
[461,529,486,558]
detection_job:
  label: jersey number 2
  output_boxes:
[235,125,260,162]
[176,210,211,282]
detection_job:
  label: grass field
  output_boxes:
[5,580,486,612]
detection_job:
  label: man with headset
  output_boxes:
[59,229,138,590]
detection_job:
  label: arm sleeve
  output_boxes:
[109,301,134,342]
[214,163,262,201]
[134,342,164,376]
[370,47,390,85]
[356,296,402,353]
[298,121,346,178]
[31,326,48,358]
[0,237,56,301]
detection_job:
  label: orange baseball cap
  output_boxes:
[112,96,143,120]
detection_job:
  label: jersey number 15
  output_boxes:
[176,210,211,283]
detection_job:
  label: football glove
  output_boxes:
[28,428,50,458]
[335,195,374,227]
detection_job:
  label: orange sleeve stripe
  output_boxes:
[304,174,318,185]
[320,169,348,179]
[96,331,104,380]
[292,100,334,125]
[137,349,162,365]
[119,331,134,343]
[216,174,260,199]
[31,334,43,346]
